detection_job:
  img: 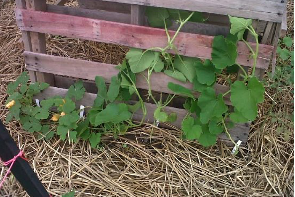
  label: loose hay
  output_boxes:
[0,1,293,196]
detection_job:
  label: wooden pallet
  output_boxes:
[15,0,286,145]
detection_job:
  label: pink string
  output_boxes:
[0,150,28,189]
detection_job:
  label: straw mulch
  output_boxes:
[0,1,293,196]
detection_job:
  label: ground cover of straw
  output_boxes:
[0,0,294,196]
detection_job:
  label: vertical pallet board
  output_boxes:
[24,0,55,85]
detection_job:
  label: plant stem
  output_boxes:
[170,12,194,45]
[247,26,259,77]
[222,90,231,97]
[236,63,248,80]
[222,119,237,146]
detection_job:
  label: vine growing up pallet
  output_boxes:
[5,11,264,150]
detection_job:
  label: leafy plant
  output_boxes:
[6,11,266,150]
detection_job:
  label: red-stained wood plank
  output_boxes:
[16,9,274,69]
[34,86,250,145]
[23,51,232,105]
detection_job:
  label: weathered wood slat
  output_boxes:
[34,86,250,145]
[24,51,232,105]
[93,0,286,22]
[16,9,273,69]
[78,0,131,13]
[47,5,230,36]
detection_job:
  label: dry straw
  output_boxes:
[0,0,293,196]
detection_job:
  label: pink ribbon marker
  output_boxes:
[0,150,28,189]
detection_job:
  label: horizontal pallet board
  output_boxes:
[24,51,232,105]
[34,86,250,145]
[95,0,286,22]
[16,9,273,69]
[47,5,230,36]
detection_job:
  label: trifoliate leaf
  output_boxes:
[164,70,187,82]
[107,76,120,102]
[57,125,68,141]
[89,133,101,148]
[66,80,85,101]
[195,60,216,85]
[23,117,42,133]
[154,108,168,122]
[168,82,194,98]
[198,87,228,124]
[126,48,157,73]
[229,16,252,40]
[94,76,107,108]
[212,35,238,69]
[145,7,170,27]
[59,112,80,128]
[33,107,50,120]
[6,101,21,122]
[230,77,264,121]
[69,131,78,142]
[174,56,197,82]
[7,72,29,95]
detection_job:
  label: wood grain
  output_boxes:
[16,9,273,69]
[94,0,286,22]
[24,51,232,104]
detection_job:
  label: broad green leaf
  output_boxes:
[145,7,170,27]
[126,48,157,73]
[283,37,293,47]
[230,77,264,121]
[230,109,249,123]
[89,133,101,148]
[120,88,132,101]
[154,108,168,122]
[6,101,21,122]
[57,125,68,141]
[20,85,28,94]
[167,82,194,98]
[198,87,228,124]
[208,119,224,135]
[193,77,211,92]
[174,56,197,82]
[229,16,252,40]
[164,70,187,82]
[153,57,165,72]
[183,98,201,115]
[226,64,240,74]
[66,80,85,101]
[198,128,217,147]
[94,76,107,108]
[212,36,238,69]
[107,76,120,102]
[195,60,216,85]
[94,103,131,126]
[127,101,141,113]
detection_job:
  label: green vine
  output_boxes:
[5,9,265,150]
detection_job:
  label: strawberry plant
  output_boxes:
[6,10,266,150]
